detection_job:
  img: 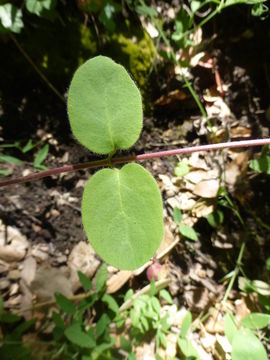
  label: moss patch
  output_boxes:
[103,20,156,110]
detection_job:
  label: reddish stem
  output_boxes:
[0,138,269,188]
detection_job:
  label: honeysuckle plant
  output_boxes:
[1,55,270,271]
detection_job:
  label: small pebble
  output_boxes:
[10,283,19,296]
[8,270,21,280]
[56,255,67,264]
[0,278,10,290]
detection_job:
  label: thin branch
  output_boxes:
[0,138,269,188]
[10,34,66,104]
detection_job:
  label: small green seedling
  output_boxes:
[178,310,199,360]
[224,311,269,360]
[67,56,164,270]
[173,207,198,241]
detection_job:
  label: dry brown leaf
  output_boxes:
[155,89,188,106]
[106,270,133,294]
[205,308,224,334]
[230,126,252,139]
[193,179,220,198]
[192,199,214,218]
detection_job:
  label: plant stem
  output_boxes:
[10,34,65,104]
[0,138,269,188]
[222,240,246,305]
[152,16,208,120]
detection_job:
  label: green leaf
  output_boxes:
[241,313,270,329]
[78,271,92,291]
[52,311,65,329]
[0,142,20,148]
[120,336,132,352]
[249,155,270,174]
[55,293,76,315]
[178,338,199,359]
[266,257,270,271]
[191,0,201,13]
[231,329,267,360]
[96,313,111,338]
[173,207,182,224]
[224,312,238,345]
[26,0,56,17]
[135,5,158,18]
[22,139,39,153]
[95,263,108,293]
[64,323,95,348]
[179,223,198,241]
[0,154,23,165]
[174,160,190,177]
[180,311,192,338]
[258,294,270,312]
[124,289,134,302]
[251,3,269,17]
[205,209,224,228]
[158,330,167,348]
[82,163,164,270]
[102,294,119,314]
[0,169,10,175]
[98,0,121,32]
[34,144,49,169]
[151,296,161,314]
[160,289,173,304]
[149,280,156,297]
[0,312,21,323]
[0,4,23,33]
[68,56,143,155]
[14,319,35,336]
[238,277,270,296]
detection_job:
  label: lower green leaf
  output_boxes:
[64,323,95,348]
[179,223,198,241]
[231,329,267,360]
[82,163,164,270]
[178,338,199,359]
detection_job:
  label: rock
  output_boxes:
[21,257,37,286]
[0,260,9,274]
[0,224,29,262]
[8,270,21,280]
[31,268,73,301]
[6,295,22,307]
[0,278,10,290]
[10,283,19,296]
[55,255,67,265]
[68,241,100,292]
[31,244,49,262]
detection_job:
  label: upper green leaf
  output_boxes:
[0,4,23,33]
[68,56,143,154]
[82,163,164,270]
[241,312,270,330]
[26,0,56,17]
